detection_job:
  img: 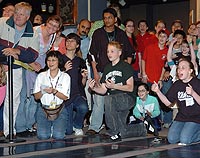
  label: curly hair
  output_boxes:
[0,64,7,87]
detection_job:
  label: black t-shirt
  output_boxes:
[166,77,200,123]
[100,60,134,96]
[62,55,86,104]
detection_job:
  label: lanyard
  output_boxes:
[49,76,60,100]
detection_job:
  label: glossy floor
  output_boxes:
[0,131,199,158]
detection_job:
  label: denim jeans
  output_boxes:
[168,121,200,144]
[161,79,173,124]
[36,105,67,140]
[104,93,134,136]
[15,69,37,133]
[88,72,105,133]
[65,95,88,135]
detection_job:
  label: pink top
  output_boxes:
[0,85,6,106]
[51,38,66,54]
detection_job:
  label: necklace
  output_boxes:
[106,30,116,42]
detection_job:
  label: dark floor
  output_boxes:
[0,128,199,158]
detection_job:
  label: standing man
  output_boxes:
[76,19,92,116]
[0,2,39,138]
[86,8,134,135]
[76,19,91,60]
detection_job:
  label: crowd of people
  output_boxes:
[0,2,200,145]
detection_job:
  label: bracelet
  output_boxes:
[53,90,58,96]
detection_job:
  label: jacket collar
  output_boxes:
[6,16,34,37]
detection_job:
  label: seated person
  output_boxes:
[133,83,161,136]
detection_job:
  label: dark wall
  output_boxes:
[121,1,190,32]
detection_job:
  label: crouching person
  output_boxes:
[88,41,146,141]
[33,51,71,140]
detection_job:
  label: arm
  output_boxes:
[138,52,142,78]
[150,98,161,118]
[167,38,176,69]
[105,76,134,92]
[133,104,143,120]
[91,61,100,84]
[141,59,148,83]
[187,36,197,69]
[186,84,200,105]
[151,82,172,106]
[81,69,88,86]
[34,87,68,101]
[88,78,107,95]
[158,67,165,88]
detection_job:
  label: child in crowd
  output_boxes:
[63,33,88,136]
[167,34,197,82]
[133,83,161,136]
[152,59,200,145]
[33,51,71,140]
[89,41,146,141]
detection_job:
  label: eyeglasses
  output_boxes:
[48,22,59,29]
[47,59,58,62]
[126,25,134,27]
[138,89,146,93]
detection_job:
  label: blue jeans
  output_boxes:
[65,95,88,135]
[160,79,173,124]
[16,69,37,132]
[88,93,104,132]
[168,121,200,144]
[36,105,67,140]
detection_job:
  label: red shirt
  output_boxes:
[136,32,154,53]
[142,43,168,83]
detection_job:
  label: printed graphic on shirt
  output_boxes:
[106,70,123,90]
[178,91,194,107]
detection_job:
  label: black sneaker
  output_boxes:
[27,128,37,136]
[110,133,121,142]
[16,130,33,137]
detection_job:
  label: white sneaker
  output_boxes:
[163,123,170,128]
[74,127,84,136]
[178,143,187,146]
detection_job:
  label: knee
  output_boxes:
[37,134,51,140]
[179,136,192,144]
[167,134,178,144]
[78,104,88,114]
[52,132,65,140]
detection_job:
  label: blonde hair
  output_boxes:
[108,41,122,50]
[0,64,6,87]
[15,2,32,16]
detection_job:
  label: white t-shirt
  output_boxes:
[33,69,71,106]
